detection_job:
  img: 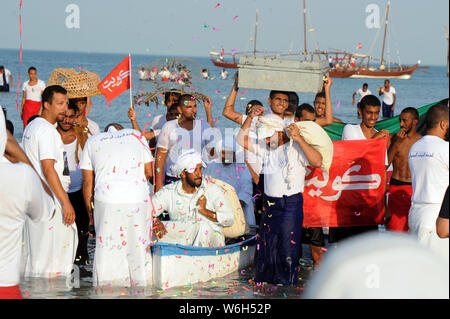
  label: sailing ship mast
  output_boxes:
[254,10,259,56]
[303,0,307,56]
[380,1,391,68]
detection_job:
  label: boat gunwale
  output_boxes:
[151,234,258,257]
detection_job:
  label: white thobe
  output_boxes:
[151,180,234,247]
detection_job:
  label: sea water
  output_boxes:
[0,49,448,299]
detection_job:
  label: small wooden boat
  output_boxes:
[151,235,257,289]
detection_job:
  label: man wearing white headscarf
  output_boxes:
[0,109,55,298]
[80,123,154,287]
[151,149,234,247]
[237,110,323,285]
[204,135,256,230]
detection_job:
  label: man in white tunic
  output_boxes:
[21,85,78,278]
[408,100,449,261]
[0,109,54,298]
[80,123,154,287]
[151,149,234,247]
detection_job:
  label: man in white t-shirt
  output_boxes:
[80,123,154,287]
[408,100,449,261]
[71,96,101,135]
[330,95,389,243]
[0,109,55,299]
[352,83,372,117]
[237,111,323,285]
[21,85,78,278]
[155,94,217,192]
[57,102,92,270]
[21,67,46,128]
[378,80,396,118]
[0,65,13,92]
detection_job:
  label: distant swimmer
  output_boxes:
[386,107,422,232]
[352,83,372,117]
[378,79,396,118]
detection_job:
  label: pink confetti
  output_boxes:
[233,16,239,21]
[212,27,220,31]
[214,3,221,8]
[337,101,341,110]
[193,37,199,41]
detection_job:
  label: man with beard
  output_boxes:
[57,101,92,270]
[386,107,422,232]
[155,94,215,191]
[21,85,78,278]
[151,149,234,247]
[408,99,449,260]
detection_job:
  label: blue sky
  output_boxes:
[1,0,448,65]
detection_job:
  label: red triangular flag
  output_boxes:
[98,56,132,102]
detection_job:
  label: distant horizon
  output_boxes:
[0,47,447,68]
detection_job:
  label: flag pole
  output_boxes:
[129,53,133,108]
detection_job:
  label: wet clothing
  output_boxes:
[255,193,303,285]
[386,178,413,232]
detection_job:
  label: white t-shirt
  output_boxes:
[0,162,55,287]
[80,128,153,204]
[87,118,101,135]
[22,117,71,195]
[356,88,372,102]
[382,87,396,105]
[252,140,309,198]
[409,135,449,204]
[342,124,388,165]
[64,139,83,193]
[22,80,46,102]
[0,69,11,86]
[157,119,215,177]
[151,114,167,139]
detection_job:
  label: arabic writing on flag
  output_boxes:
[303,138,388,227]
[98,55,132,102]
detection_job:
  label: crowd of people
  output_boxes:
[0,65,448,299]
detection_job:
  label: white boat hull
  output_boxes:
[151,235,257,289]
[350,74,411,80]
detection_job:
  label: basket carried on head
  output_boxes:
[47,68,102,98]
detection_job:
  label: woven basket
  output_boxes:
[47,68,102,98]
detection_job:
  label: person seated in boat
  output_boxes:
[203,135,256,231]
[151,149,235,247]
[313,77,343,125]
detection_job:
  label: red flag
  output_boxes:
[303,138,387,227]
[98,56,132,102]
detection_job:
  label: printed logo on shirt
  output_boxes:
[63,151,70,176]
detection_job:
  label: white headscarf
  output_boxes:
[304,232,449,299]
[173,149,206,178]
[0,108,6,157]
